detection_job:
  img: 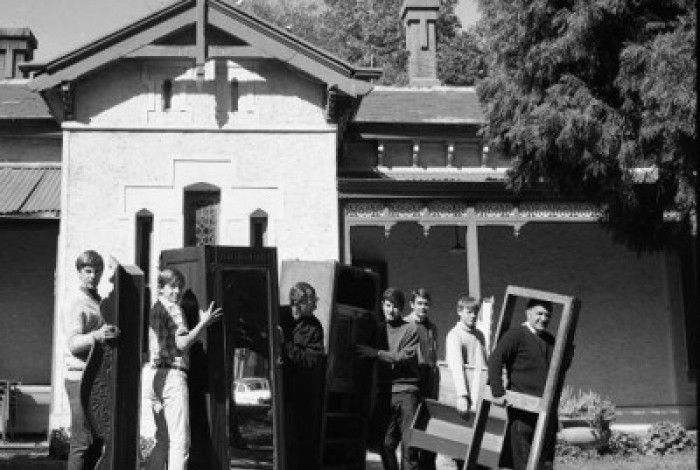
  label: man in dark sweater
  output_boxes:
[405,288,439,470]
[357,288,421,470]
[487,299,559,470]
[281,282,325,470]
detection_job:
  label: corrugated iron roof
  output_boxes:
[0,164,60,216]
[354,86,485,125]
[0,80,53,120]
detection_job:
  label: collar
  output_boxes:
[406,312,429,325]
[80,286,100,302]
[456,321,477,333]
[522,321,537,335]
[158,296,178,312]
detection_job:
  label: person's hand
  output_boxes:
[456,395,472,415]
[355,344,379,358]
[93,324,119,343]
[199,301,223,327]
[491,395,507,407]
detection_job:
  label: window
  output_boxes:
[230,79,239,112]
[135,209,153,285]
[250,209,268,248]
[184,184,221,246]
[162,79,173,111]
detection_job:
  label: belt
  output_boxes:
[154,363,188,373]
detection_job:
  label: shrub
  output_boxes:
[554,442,597,462]
[558,386,615,446]
[606,430,641,457]
[139,435,156,467]
[48,427,70,460]
[640,421,696,456]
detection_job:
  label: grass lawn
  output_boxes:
[555,449,698,470]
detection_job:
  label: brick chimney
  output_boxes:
[401,0,440,87]
[0,28,37,79]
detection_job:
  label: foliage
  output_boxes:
[555,441,598,461]
[138,435,156,468]
[558,387,615,425]
[640,421,696,456]
[239,0,485,86]
[606,430,642,457]
[476,0,697,250]
[437,26,488,86]
[48,427,70,460]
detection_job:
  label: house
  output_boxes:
[0,27,60,435]
[1,0,695,437]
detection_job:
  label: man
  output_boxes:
[357,288,420,470]
[281,282,325,470]
[65,250,119,470]
[487,299,567,470]
[146,268,222,470]
[445,295,488,415]
[405,288,439,470]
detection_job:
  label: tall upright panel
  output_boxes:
[465,286,580,470]
[160,246,282,470]
[280,261,380,470]
[81,262,144,470]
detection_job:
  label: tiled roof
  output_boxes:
[0,164,60,216]
[0,80,53,119]
[354,86,485,125]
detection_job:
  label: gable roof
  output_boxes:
[354,86,485,125]
[0,80,52,119]
[29,0,380,97]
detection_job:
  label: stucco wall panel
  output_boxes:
[74,58,325,128]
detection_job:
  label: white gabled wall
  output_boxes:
[49,57,340,430]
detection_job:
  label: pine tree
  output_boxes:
[477,0,696,249]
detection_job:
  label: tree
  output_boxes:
[476,0,696,250]
[241,0,484,86]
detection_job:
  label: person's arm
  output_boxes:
[67,299,118,355]
[447,329,472,413]
[174,301,222,351]
[487,330,517,401]
[285,321,324,368]
[377,326,419,364]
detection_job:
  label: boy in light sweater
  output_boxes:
[445,295,488,415]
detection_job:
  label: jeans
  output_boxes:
[146,368,190,470]
[379,391,420,470]
[65,379,103,470]
[508,408,556,470]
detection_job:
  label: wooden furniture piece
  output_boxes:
[408,399,476,459]
[81,262,144,470]
[405,286,579,470]
[465,286,580,470]
[0,380,20,442]
[160,246,282,470]
[279,260,380,470]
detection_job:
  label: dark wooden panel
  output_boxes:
[81,263,144,470]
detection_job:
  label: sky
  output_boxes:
[1,0,481,63]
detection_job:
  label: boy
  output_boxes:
[281,282,325,470]
[357,288,420,470]
[65,250,119,470]
[406,288,439,470]
[445,295,487,415]
[146,268,222,470]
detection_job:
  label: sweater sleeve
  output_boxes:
[446,329,469,397]
[377,325,419,364]
[487,329,518,398]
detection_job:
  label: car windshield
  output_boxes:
[247,382,264,390]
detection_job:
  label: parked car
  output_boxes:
[232,377,271,408]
